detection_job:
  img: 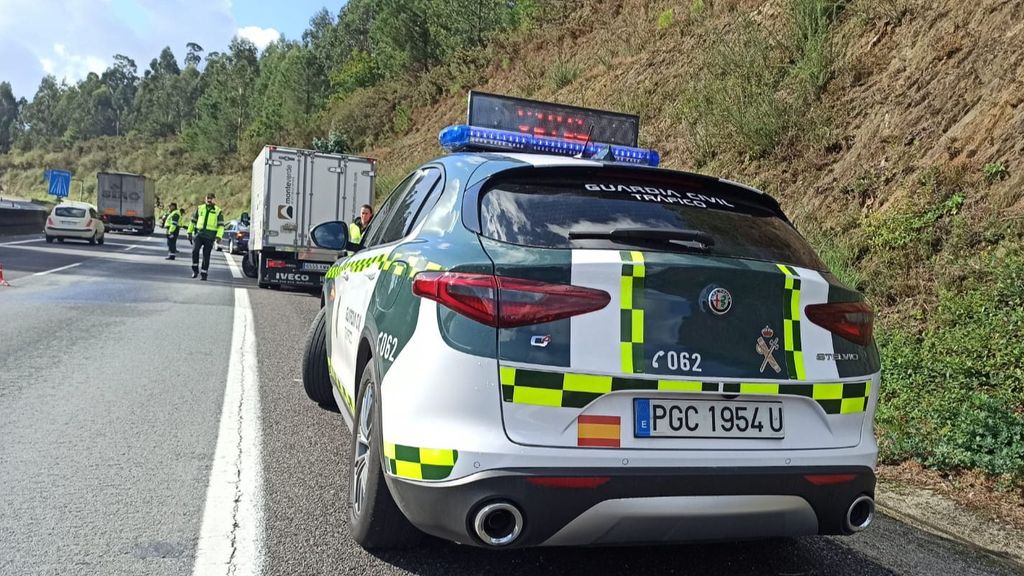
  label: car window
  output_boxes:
[479,170,826,270]
[361,173,416,248]
[55,207,87,218]
[373,168,442,245]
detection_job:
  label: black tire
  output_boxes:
[350,362,422,549]
[45,236,53,244]
[258,282,269,289]
[97,234,104,245]
[302,307,336,408]
[89,232,97,245]
[242,253,258,278]
[57,237,64,243]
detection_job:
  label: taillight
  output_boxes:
[84,218,92,227]
[412,272,610,328]
[805,302,874,345]
[266,259,287,269]
[47,217,54,226]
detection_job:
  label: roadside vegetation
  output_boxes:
[1,0,1021,493]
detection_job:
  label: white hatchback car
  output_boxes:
[45,202,106,245]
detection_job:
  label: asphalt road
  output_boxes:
[1,231,1020,576]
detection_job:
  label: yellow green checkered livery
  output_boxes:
[324,249,444,280]
[777,264,806,380]
[326,357,354,413]
[384,443,458,481]
[500,366,870,415]
[620,250,645,373]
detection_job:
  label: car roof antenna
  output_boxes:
[574,124,596,159]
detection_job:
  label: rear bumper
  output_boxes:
[45,227,95,238]
[387,465,875,547]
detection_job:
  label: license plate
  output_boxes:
[61,220,78,226]
[301,262,330,272]
[634,398,784,439]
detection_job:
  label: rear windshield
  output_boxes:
[55,207,87,218]
[479,172,825,270]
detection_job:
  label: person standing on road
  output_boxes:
[187,194,224,281]
[348,204,373,244]
[163,202,182,260]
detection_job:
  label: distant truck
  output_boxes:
[97,172,156,234]
[244,146,375,291]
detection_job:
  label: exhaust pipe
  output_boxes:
[845,494,875,533]
[472,501,524,547]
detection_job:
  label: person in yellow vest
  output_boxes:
[187,193,225,281]
[163,202,182,260]
[348,204,374,245]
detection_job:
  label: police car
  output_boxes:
[301,92,880,549]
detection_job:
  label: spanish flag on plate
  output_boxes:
[577,415,621,448]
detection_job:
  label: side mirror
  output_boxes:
[310,220,351,252]
[240,211,250,226]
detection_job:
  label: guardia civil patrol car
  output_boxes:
[301,92,880,549]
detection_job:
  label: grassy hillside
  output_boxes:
[1,0,1021,488]
[0,137,251,218]
[363,0,1024,487]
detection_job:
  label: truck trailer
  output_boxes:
[245,146,375,291]
[97,172,156,234]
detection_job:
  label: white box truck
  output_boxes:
[97,172,156,234]
[245,146,375,291]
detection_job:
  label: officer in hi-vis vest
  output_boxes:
[163,202,182,260]
[348,204,374,245]
[187,194,224,281]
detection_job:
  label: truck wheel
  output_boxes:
[350,361,422,549]
[242,253,258,279]
[302,307,337,409]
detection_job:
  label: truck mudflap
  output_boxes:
[259,254,328,289]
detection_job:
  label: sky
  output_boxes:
[0,0,345,99]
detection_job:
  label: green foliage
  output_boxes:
[690,0,707,19]
[0,81,22,153]
[657,9,675,29]
[876,251,1024,481]
[312,131,351,154]
[983,161,1009,184]
[789,0,844,96]
[549,57,582,89]
[680,19,796,161]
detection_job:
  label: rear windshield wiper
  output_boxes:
[569,228,715,252]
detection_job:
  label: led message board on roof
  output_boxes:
[467,91,640,148]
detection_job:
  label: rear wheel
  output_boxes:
[301,307,336,409]
[89,232,97,245]
[349,362,422,549]
[57,237,64,243]
[97,234,104,245]
[45,236,54,244]
[242,252,258,278]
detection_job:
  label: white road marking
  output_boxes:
[192,252,263,576]
[123,245,138,251]
[0,238,43,246]
[224,253,243,279]
[31,262,82,277]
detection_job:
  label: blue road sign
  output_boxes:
[47,170,72,198]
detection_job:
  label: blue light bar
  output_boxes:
[438,124,660,167]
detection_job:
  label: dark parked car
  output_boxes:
[217,220,249,254]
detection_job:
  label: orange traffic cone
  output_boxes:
[0,262,10,287]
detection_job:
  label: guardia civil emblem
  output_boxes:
[756,326,782,374]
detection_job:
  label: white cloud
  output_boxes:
[0,0,238,97]
[237,25,280,50]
